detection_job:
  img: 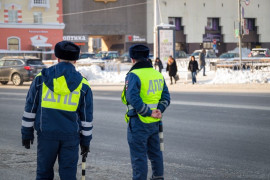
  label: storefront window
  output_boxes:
[203,42,213,49]
[8,10,18,23]
[8,37,20,50]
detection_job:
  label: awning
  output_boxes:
[32,43,52,48]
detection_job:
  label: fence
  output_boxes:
[0,50,54,60]
[175,57,270,72]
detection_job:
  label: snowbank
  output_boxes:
[77,65,127,84]
[46,61,270,85]
[210,68,270,84]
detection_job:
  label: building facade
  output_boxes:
[63,0,147,54]
[0,0,64,55]
[147,0,270,55]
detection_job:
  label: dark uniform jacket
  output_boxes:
[21,62,93,146]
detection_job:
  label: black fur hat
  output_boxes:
[54,41,80,61]
[129,44,149,61]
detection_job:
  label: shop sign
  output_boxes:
[63,35,87,42]
[29,30,48,34]
[126,35,146,42]
[203,33,221,42]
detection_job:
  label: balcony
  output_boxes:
[29,0,50,9]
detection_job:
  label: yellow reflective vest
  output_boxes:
[122,68,164,123]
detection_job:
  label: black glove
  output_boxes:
[22,139,34,149]
[80,145,90,159]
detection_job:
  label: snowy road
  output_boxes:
[0,87,270,180]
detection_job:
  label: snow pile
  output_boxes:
[210,68,270,84]
[77,65,127,84]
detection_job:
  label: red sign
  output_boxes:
[213,39,217,44]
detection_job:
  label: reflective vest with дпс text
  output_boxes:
[41,75,89,112]
[122,68,164,123]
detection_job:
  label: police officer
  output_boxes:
[21,41,93,180]
[122,45,170,180]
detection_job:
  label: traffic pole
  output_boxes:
[82,155,86,180]
[238,0,243,71]
[159,120,164,151]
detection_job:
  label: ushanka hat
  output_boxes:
[54,41,80,61]
[129,44,149,61]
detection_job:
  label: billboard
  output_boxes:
[157,25,175,64]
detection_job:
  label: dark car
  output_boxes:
[119,52,131,62]
[219,52,239,59]
[95,51,120,60]
[0,56,46,86]
[79,52,95,59]
[175,50,187,58]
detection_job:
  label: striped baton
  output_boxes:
[159,120,164,151]
[82,155,86,180]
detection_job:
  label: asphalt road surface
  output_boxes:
[0,85,270,180]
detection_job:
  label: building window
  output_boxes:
[206,18,219,31]
[168,17,182,31]
[30,0,50,9]
[33,12,42,24]
[247,19,255,31]
[8,37,20,50]
[8,10,18,23]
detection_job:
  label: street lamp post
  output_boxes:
[238,0,243,71]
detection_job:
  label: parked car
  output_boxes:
[119,52,131,63]
[219,52,239,59]
[0,56,46,86]
[79,52,95,59]
[248,48,270,57]
[191,49,217,59]
[175,50,187,58]
[95,51,120,61]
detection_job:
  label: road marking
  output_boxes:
[0,92,26,96]
[0,93,269,111]
[171,101,270,111]
[93,96,270,111]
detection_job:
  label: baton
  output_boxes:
[159,120,164,151]
[82,155,86,180]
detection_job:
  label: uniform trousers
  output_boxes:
[128,117,164,180]
[36,135,79,180]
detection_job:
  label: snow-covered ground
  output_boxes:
[75,63,270,85]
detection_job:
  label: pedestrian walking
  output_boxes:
[154,57,163,73]
[166,56,178,84]
[21,41,93,180]
[188,55,199,84]
[199,49,206,76]
[121,44,171,180]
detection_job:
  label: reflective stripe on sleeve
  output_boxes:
[22,120,34,127]
[23,111,36,119]
[137,104,146,114]
[82,130,92,136]
[128,104,158,111]
[148,104,158,109]
[81,121,93,128]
